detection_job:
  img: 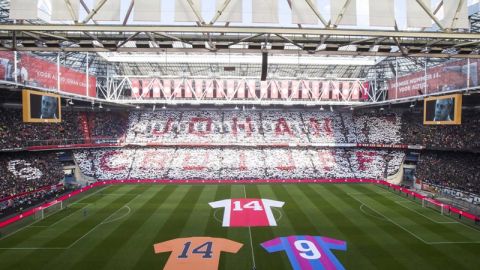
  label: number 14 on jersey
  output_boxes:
[209,198,285,227]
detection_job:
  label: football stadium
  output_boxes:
[1,1,480,269]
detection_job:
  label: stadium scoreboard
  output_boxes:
[22,89,61,123]
[423,94,462,125]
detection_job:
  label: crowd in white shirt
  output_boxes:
[74,147,405,181]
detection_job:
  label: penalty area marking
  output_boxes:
[272,207,283,223]
[359,204,387,222]
[0,193,139,250]
[45,204,92,228]
[427,241,480,245]
[69,186,110,206]
[369,189,480,233]
[0,247,67,250]
[350,195,430,244]
[67,194,140,249]
[350,195,480,245]
[91,193,142,197]
[101,206,131,225]
[346,191,395,196]
[213,209,223,224]
[0,186,109,242]
[393,200,458,224]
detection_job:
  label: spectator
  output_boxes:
[74,147,405,181]
[416,151,480,195]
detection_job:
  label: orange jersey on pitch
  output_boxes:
[153,236,243,270]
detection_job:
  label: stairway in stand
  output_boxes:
[79,112,91,143]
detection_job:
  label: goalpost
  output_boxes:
[422,198,449,216]
[34,200,64,220]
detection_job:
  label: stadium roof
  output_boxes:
[0,0,480,81]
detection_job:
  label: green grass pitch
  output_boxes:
[0,183,479,270]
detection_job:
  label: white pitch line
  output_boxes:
[349,195,430,244]
[428,241,480,245]
[46,204,91,228]
[0,213,53,241]
[346,192,394,196]
[359,204,387,221]
[447,218,480,233]
[69,186,110,206]
[272,207,283,222]
[0,189,138,250]
[391,197,480,231]
[92,193,141,197]
[0,186,110,242]
[0,247,67,250]
[394,200,451,224]
[101,206,131,225]
[67,194,140,249]
[213,209,223,224]
[352,191,480,244]
[243,185,256,269]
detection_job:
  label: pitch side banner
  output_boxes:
[1,179,478,229]
[388,59,480,99]
[0,51,96,98]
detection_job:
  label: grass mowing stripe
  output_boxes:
[100,185,181,270]
[250,184,292,270]
[232,185,268,269]
[66,185,162,270]
[76,185,125,204]
[179,185,219,236]
[284,184,378,270]
[365,184,480,268]
[132,185,206,270]
[44,185,148,248]
[306,184,408,270]
[223,185,255,270]
[355,184,480,263]
[353,184,475,244]
[0,186,115,248]
[2,183,479,270]
[204,185,232,270]
[204,185,231,237]
[369,185,480,236]
[281,184,390,270]
[36,204,89,227]
[271,184,330,233]
[0,185,145,270]
[337,184,460,270]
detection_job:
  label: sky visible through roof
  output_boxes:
[31,0,478,30]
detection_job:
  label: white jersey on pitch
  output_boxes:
[209,198,285,227]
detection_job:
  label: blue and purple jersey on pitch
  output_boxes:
[261,235,347,270]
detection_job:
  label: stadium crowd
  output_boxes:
[123,110,403,145]
[0,107,479,212]
[0,109,128,149]
[416,151,480,195]
[0,152,64,198]
[1,108,480,150]
[73,147,405,181]
[87,112,128,142]
[0,108,83,148]
[401,110,480,150]
[0,152,66,218]
[0,187,66,219]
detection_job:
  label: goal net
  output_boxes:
[422,198,449,215]
[34,200,63,220]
